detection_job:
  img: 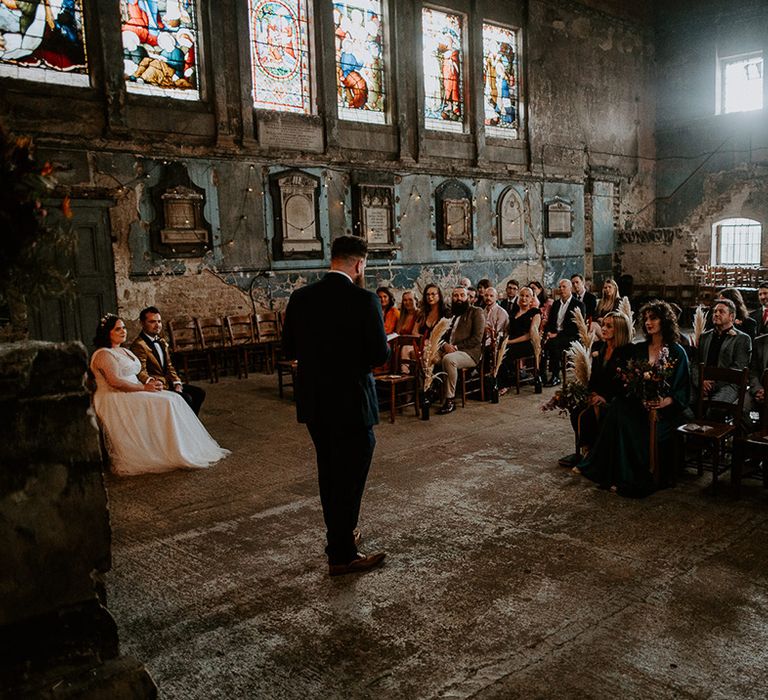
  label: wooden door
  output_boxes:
[28,200,117,354]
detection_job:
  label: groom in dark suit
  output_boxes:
[282,236,390,576]
[130,306,206,415]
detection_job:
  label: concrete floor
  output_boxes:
[106,375,768,699]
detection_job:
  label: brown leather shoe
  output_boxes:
[353,528,362,547]
[329,551,386,577]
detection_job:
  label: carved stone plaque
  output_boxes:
[279,174,321,253]
[546,197,573,237]
[444,199,471,247]
[498,186,525,246]
[359,185,394,247]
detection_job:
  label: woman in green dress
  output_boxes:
[574,300,690,497]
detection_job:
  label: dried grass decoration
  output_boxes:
[530,324,542,370]
[417,317,452,391]
[571,307,595,350]
[492,335,510,378]
[566,340,592,387]
[618,296,634,335]
[692,305,708,348]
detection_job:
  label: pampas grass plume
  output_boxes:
[693,305,708,348]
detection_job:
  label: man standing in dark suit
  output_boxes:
[749,281,768,337]
[571,274,597,320]
[543,279,586,386]
[130,306,206,415]
[282,236,390,577]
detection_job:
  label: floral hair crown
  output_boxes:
[99,313,117,328]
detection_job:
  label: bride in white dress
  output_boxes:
[90,315,230,476]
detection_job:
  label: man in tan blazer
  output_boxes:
[437,286,485,414]
[130,306,206,415]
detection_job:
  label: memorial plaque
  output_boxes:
[269,169,323,259]
[498,186,525,246]
[260,119,324,153]
[546,197,572,237]
[358,185,394,247]
[444,199,471,247]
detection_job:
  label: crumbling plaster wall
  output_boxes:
[645,0,768,283]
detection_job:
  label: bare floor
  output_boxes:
[106,375,768,699]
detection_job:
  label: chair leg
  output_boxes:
[461,371,466,407]
[390,382,396,424]
[712,439,720,491]
[731,442,743,498]
[278,366,284,398]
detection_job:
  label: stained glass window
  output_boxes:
[0,0,89,86]
[120,1,201,101]
[422,7,465,133]
[333,1,386,124]
[482,23,519,138]
[249,0,313,114]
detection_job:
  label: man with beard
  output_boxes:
[282,236,390,577]
[437,286,485,414]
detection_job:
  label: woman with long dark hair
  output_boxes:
[376,286,400,335]
[90,314,229,476]
[574,300,690,497]
[415,284,448,338]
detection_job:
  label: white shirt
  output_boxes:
[556,295,572,332]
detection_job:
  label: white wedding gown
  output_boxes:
[91,348,230,476]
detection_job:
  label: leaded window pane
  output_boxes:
[482,22,519,138]
[334,0,386,124]
[249,0,313,114]
[0,0,89,87]
[121,1,201,101]
[422,7,465,133]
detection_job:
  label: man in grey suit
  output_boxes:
[282,236,390,577]
[692,299,751,405]
[746,332,768,425]
[437,286,485,414]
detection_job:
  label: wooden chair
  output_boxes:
[255,311,281,373]
[514,355,538,394]
[375,336,419,423]
[167,318,211,382]
[676,364,749,491]
[196,316,227,382]
[225,314,258,379]
[731,369,768,497]
[276,359,298,399]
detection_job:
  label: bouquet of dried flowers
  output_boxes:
[617,346,678,402]
[541,381,590,416]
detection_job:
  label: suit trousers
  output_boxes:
[441,350,476,399]
[307,422,376,565]
[176,383,206,415]
[546,334,573,379]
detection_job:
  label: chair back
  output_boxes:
[168,319,200,352]
[197,316,226,349]
[696,363,749,422]
[225,314,256,346]
[256,312,280,343]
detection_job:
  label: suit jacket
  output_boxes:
[448,306,485,363]
[545,296,586,340]
[282,272,389,427]
[130,333,182,388]
[499,298,518,316]
[749,307,768,337]
[578,291,597,319]
[749,333,768,397]
[692,326,752,390]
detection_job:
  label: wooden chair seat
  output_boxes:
[276,359,297,399]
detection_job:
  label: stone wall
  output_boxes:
[0,341,155,697]
[615,228,698,286]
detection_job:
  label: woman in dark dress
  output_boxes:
[572,311,632,451]
[499,287,541,392]
[574,300,690,497]
[414,284,448,339]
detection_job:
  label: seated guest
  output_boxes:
[396,290,419,335]
[482,286,509,342]
[91,315,229,477]
[131,306,206,415]
[459,277,472,289]
[571,274,597,320]
[437,286,485,415]
[498,286,541,393]
[590,278,622,340]
[415,284,448,339]
[529,280,546,309]
[499,279,519,315]
[574,301,690,496]
[693,298,751,406]
[376,287,400,335]
[467,287,478,305]
[543,279,585,386]
[718,287,757,338]
[749,281,768,336]
[475,278,492,306]
[746,331,768,426]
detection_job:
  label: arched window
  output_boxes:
[712,217,762,266]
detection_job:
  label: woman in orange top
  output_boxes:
[376,287,400,335]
